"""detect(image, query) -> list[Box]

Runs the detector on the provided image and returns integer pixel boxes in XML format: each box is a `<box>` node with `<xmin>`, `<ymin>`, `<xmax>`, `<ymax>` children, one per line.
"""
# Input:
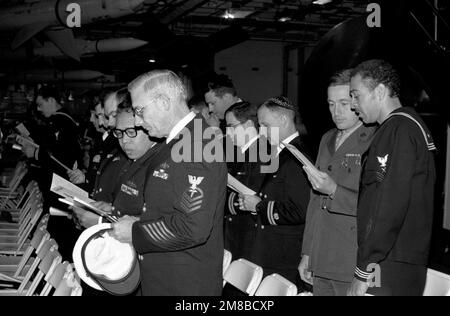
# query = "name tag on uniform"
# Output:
<box><xmin>153</xmin><ymin>169</ymin><xmax>169</xmax><ymax>180</ymax></box>
<box><xmin>121</xmin><ymin>184</ymin><xmax>138</xmax><ymax>196</ymax></box>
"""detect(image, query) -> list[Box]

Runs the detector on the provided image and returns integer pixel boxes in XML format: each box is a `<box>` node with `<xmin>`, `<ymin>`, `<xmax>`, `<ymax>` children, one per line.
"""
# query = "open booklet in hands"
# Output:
<box><xmin>51</xmin><ymin>173</ymin><xmax>116</xmax><ymax>223</ymax></box>
<box><xmin>227</xmin><ymin>174</ymin><xmax>256</xmax><ymax>196</ymax></box>
<box><xmin>282</xmin><ymin>142</ymin><xmax>321</xmax><ymax>178</ymax></box>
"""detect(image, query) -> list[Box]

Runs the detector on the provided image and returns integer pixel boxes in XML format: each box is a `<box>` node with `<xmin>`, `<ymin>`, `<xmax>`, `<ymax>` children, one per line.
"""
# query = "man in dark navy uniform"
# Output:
<box><xmin>239</xmin><ymin>96</ymin><xmax>312</xmax><ymax>287</ymax></box>
<box><xmin>67</xmin><ymin>94</ymin><xmax>121</xmax><ymax>194</ymax></box>
<box><xmin>112</xmin><ymin>70</ymin><xmax>227</xmax><ymax>296</ymax></box>
<box><xmin>224</xmin><ymin>101</ymin><xmax>267</xmax><ymax>261</ymax></box>
<box><xmin>348</xmin><ymin>60</ymin><xmax>436</xmax><ymax>296</ymax></box>
<box><xmin>73</xmin><ymin>95</ymin><xmax>159</xmax><ymax>228</ymax></box>
<box><xmin>18</xmin><ymin>86</ymin><xmax>83</xmax><ymax>261</ymax></box>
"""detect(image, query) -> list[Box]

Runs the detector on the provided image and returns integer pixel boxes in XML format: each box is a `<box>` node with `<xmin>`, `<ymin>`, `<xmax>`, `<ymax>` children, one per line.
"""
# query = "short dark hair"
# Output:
<box><xmin>36</xmin><ymin>86</ymin><xmax>60</xmax><ymax>102</ymax></box>
<box><xmin>329</xmin><ymin>69</ymin><xmax>353</xmax><ymax>87</ymax></box>
<box><xmin>117</xmin><ymin>91</ymin><xmax>132</xmax><ymax>114</ymax></box>
<box><xmin>259</xmin><ymin>96</ymin><xmax>307</xmax><ymax>136</ymax></box>
<box><xmin>351</xmin><ymin>59</ymin><xmax>401</xmax><ymax>98</ymax></box>
<box><xmin>188</xmin><ymin>95</ymin><xmax>208</xmax><ymax>112</ymax></box>
<box><xmin>207</xmin><ymin>74</ymin><xmax>237</xmax><ymax>97</ymax></box>
<box><xmin>225</xmin><ymin>101</ymin><xmax>258</xmax><ymax>127</ymax></box>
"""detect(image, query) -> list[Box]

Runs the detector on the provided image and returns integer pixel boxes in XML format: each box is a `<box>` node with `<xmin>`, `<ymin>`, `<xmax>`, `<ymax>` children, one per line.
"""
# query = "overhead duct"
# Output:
<box><xmin>160</xmin><ymin>0</ymin><xmax>210</xmax><ymax>24</ymax></box>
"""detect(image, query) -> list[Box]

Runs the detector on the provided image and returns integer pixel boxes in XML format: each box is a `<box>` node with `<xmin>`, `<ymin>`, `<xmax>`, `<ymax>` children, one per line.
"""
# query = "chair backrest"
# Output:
<box><xmin>11</xmin><ymin>239</ymin><xmax>58</xmax><ymax>295</ymax></box>
<box><xmin>26</xmin><ymin>246</ymin><xmax>62</xmax><ymax>296</ymax></box>
<box><xmin>41</xmin><ymin>261</ymin><xmax>70</xmax><ymax>296</ymax></box>
<box><xmin>423</xmin><ymin>269</ymin><xmax>450</xmax><ymax>296</ymax></box>
<box><xmin>223</xmin><ymin>249</ymin><xmax>232</xmax><ymax>275</ymax></box>
<box><xmin>255</xmin><ymin>273</ymin><xmax>298</xmax><ymax>296</ymax></box>
<box><xmin>223</xmin><ymin>259</ymin><xmax>263</xmax><ymax>296</ymax></box>
<box><xmin>11</xmin><ymin>228</ymin><xmax>50</xmax><ymax>279</ymax></box>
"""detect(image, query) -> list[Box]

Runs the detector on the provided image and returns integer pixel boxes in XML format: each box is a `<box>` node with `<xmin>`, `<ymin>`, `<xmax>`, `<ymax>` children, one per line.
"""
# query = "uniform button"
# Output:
<box><xmin>328</xmin><ymin>165</ymin><xmax>332</xmax><ymax>171</ymax></box>
<box><xmin>261</xmin><ymin>225</ymin><xmax>265</xmax><ymax>230</ymax></box>
<box><xmin>229</xmin><ymin>218</ymin><xmax>232</xmax><ymax>222</ymax></box>
<box><xmin>254</xmin><ymin>224</ymin><xmax>258</xmax><ymax>228</ymax></box>
<box><xmin>99</xmin><ymin>188</ymin><xmax>102</xmax><ymax>192</ymax></box>
<box><xmin>264</xmin><ymin>195</ymin><xmax>268</xmax><ymax>199</ymax></box>
<box><xmin>138</xmin><ymin>255</ymin><xmax>143</xmax><ymax>261</ymax></box>
<box><xmin>117</xmin><ymin>211</ymin><xmax>121</xmax><ymax>216</ymax></box>
<box><xmin>259</xmin><ymin>192</ymin><xmax>263</xmax><ymax>197</ymax></box>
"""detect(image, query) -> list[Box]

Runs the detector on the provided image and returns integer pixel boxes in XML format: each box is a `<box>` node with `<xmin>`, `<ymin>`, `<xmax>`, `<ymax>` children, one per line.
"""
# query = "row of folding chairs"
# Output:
<box><xmin>222</xmin><ymin>250</ymin><xmax>298</xmax><ymax>296</ymax></box>
<box><xmin>0</xmin><ymin>181</ymin><xmax>44</xmax><ymax>256</ymax></box>
<box><xmin>0</xmin><ymin>161</ymin><xmax>28</xmax><ymax>208</ymax></box>
<box><xmin>0</xmin><ymin>215</ymin><xmax>82</xmax><ymax>296</ymax></box>
<box><xmin>223</xmin><ymin>250</ymin><xmax>450</xmax><ymax>296</ymax></box>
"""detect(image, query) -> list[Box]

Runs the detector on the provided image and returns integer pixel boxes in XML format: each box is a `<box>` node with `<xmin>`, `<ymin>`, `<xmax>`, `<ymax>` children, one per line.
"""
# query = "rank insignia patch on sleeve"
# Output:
<box><xmin>180</xmin><ymin>175</ymin><xmax>204</xmax><ymax>214</ymax></box>
<box><xmin>376</xmin><ymin>154</ymin><xmax>389</xmax><ymax>182</ymax></box>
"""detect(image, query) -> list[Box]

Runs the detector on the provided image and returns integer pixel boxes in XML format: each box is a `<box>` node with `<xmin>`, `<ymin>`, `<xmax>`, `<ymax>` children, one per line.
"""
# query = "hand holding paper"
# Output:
<box><xmin>238</xmin><ymin>194</ymin><xmax>261</xmax><ymax>213</ymax></box>
<box><xmin>67</xmin><ymin>169</ymin><xmax>86</xmax><ymax>184</ymax></box>
<box><xmin>303</xmin><ymin>166</ymin><xmax>337</xmax><ymax>196</ymax></box>
<box><xmin>91</xmin><ymin>201</ymin><xmax>113</xmax><ymax>214</ymax></box>
<box><xmin>283</xmin><ymin>143</ymin><xmax>321</xmax><ymax>177</ymax></box>
<box><xmin>227</xmin><ymin>174</ymin><xmax>256</xmax><ymax>195</ymax></box>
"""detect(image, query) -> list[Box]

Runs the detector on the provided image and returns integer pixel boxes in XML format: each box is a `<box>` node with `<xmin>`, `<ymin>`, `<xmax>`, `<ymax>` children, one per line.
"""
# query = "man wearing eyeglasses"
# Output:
<box><xmin>111</xmin><ymin>70</ymin><xmax>227</xmax><ymax>296</ymax></box>
<box><xmin>73</xmin><ymin>99</ymin><xmax>160</xmax><ymax>229</ymax></box>
<box><xmin>67</xmin><ymin>91</ymin><xmax>123</xmax><ymax>194</ymax></box>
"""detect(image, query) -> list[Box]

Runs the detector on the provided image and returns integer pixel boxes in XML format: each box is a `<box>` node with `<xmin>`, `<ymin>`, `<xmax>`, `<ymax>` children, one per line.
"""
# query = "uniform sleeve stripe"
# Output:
<box><xmin>180</xmin><ymin>200</ymin><xmax>203</xmax><ymax>210</ymax></box>
<box><xmin>266</xmin><ymin>201</ymin><xmax>275</xmax><ymax>225</ymax></box>
<box><xmin>143</xmin><ymin>225</ymin><xmax>160</xmax><ymax>243</ymax></box>
<box><xmin>145</xmin><ymin>224</ymin><xmax>165</xmax><ymax>242</ymax></box>
<box><xmin>228</xmin><ymin>192</ymin><xmax>237</xmax><ymax>215</ymax></box>
<box><xmin>189</xmin><ymin>206</ymin><xmax>202</xmax><ymax>212</ymax></box>
<box><xmin>151</xmin><ymin>223</ymin><xmax>168</xmax><ymax>242</ymax></box>
<box><xmin>161</xmin><ymin>222</ymin><xmax>177</xmax><ymax>239</ymax></box>
<box><xmin>186</xmin><ymin>200</ymin><xmax>203</xmax><ymax>207</ymax></box>
<box><xmin>155</xmin><ymin>222</ymin><xmax>173</xmax><ymax>241</ymax></box>
<box><xmin>355</xmin><ymin>267</ymin><xmax>372</xmax><ymax>279</ymax></box>
<box><xmin>269</xmin><ymin>201</ymin><xmax>277</xmax><ymax>225</ymax></box>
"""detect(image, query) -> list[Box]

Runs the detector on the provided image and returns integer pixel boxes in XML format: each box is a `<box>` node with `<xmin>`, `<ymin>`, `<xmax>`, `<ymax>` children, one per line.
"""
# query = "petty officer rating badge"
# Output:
<box><xmin>180</xmin><ymin>175</ymin><xmax>205</xmax><ymax>214</ymax></box>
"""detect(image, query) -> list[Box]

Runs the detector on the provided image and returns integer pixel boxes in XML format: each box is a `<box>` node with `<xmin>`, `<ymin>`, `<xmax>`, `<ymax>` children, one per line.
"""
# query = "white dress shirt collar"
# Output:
<box><xmin>241</xmin><ymin>135</ymin><xmax>260</xmax><ymax>154</ymax></box>
<box><xmin>277</xmin><ymin>131</ymin><xmax>300</xmax><ymax>156</ymax></box>
<box><xmin>166</xmin><ymin>111</ymin><xmax>196</xmax><ymax>144</ymax></box>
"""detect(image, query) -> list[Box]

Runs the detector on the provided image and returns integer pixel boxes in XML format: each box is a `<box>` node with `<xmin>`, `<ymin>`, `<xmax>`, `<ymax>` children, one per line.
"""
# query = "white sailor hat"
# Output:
<box><xmin>72</xmin><ymin>223</ymin><xmax>140</xmax><ymax>296</ymax></box>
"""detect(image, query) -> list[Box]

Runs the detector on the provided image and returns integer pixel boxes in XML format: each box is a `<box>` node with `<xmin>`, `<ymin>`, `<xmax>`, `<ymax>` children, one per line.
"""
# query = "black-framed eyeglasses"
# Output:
<box><xmin>112</xmin><ymin>127</ymin><xmax>146</xmax><ymax>139</ymax></box>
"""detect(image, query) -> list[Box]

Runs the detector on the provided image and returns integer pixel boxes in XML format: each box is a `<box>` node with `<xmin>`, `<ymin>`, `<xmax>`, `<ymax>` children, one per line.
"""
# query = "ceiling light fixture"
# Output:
<box><xmin>278</xmin><ymin>16</ymin><xmax>292</xmax><ymax>22</ymax></box>
<box><xmin>149</xmin><ymin>59</ymin><xmax>156</xmax><ymax>63</ymax></box>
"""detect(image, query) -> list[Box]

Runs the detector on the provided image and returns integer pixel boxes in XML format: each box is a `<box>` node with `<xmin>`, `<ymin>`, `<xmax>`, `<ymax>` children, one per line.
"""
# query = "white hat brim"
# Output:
<box><xmin>72</xmin><ymin>223</ymin><xmax>112</xmax><ymax>291</ymax></box>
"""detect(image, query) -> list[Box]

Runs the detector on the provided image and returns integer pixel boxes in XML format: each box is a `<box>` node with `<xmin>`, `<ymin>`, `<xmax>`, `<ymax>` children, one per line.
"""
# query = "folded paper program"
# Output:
<box><xmin>227</xmin><ymin>174</ymin><xmax>256</xmax><ymax>196</ymax></box>
<box><xmin>282</xmin><ymin>142</ymin><xmax>321</xmax><ymax>178</ymax></box>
